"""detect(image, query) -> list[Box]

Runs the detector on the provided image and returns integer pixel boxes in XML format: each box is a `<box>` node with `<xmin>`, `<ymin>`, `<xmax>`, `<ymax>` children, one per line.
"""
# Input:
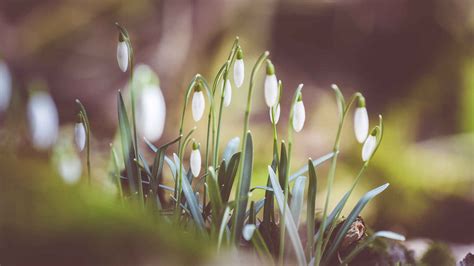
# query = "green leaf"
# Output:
<box><xmin>221</xmin><ymin>152</ymin><xmax>240</xmax><ymax>202</ymax></box>
<box><xmin>222</xmin><ymin>137</ymin><xmax>240</xmax><ymax>167</ymax></box>
<box><xmin>164</xmin><ymin>155</ymin><xmax>177</xmax><ymax>181</ymax></box>
<box><xmin>278</xmin><ymin>142</ymin><xmax>288</xmax><ymax>189</ymax></box>
<box><xmin>217</xmin><ymin>206</ymin><xmax>233</xmax><ymax>251</ymax></box>
<box><xmin>117</xmin><ymin>92</ymin><xmax>138</xmax><ymax>194</ymax></box>
<box><xmin>181</xmin><ymin>167</ymin><xmax>205</xmax><ymax>231</ymax></box>
<box><xmin>207</xmin><ymin>167</ymin><xmax>224</xmax><ymax>227</ymax></box>
<box><xmin>340</xmin><ymin>231</ymin><xmax>405</xmax><ymax>265</ymax></box>
<box><xmin>268</xmin><ymin>166</ymin><xmax>307</xmax><ymax>266</ymax></box>
<box><xmin>263</xmin><ymin>156</ymin><xmax>278</xmax><ymax>225</ymax></box>
<box><xmin>306</xmin><ymin>159</ymin><xmax>317</xmax><ymax>260</ymax></box>
<box><xmin>249</xmin><ymin>225</ymin><xmax>274</xmax><ymax>264</ymax></box>
<box><xmin>322</xmin><ymin>183</ymin><xmax>390</xmax><ymax>264</ymax></box>
<box><xmin>289</xmin><ymin>152</ymin><xmax>335</xmax><ymax>182</ymax></box>
<box><xmin>290</xmin><ymin>176</ymin><xmax>306</xmax><ymax>229</ymax></box>
<box><xmin>245</xmin><ymin>199</ymin><xmax>265</xmax><ymax>221</ymax></box>
<box><xmin>233</xmin><ymin>131</ymin><xmax>254</xmax><ymax>242</ymax></box>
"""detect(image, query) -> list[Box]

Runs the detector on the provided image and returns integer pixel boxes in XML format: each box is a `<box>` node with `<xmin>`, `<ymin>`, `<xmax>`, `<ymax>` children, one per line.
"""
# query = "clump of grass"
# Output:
<box><xmin>11</xmin><ymin>23</ymin><xmax>406</xmax><ymax>265</ymax></box>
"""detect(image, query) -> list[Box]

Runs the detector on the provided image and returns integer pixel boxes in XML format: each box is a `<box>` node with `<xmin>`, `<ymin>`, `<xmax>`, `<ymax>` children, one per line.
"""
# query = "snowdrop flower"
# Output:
<box><xmin>27</xmin><ymin>91</ymin><xmax>59</xmax><ymax>149</ymax></box>
<box><xmin>116</xmin><ymin>34</ymin><xmax>129</xmax><ymax>72</ymax></box>
<box><xmin>233</xmin><ymin>48</ymin><xmax>244</xmax><ymax>88</ymax></box>
<box><xmin>292</xmin><ymin>93</ymin><xmax>305</xmax><ymax>132</ymax></box>
<box><xmin>362</xmin><ymin>128</ymin><xmax>377</xmax><ymax>161</ymax></box>
<box><xmin>190</xmin><ymin>142</ymin><xmax>201</xmax><ymax>177</ymax></box>
<box><xmin>223</xmin><ymin>79</ymin><xmax>232</xmax><ymax>107</ymax></box>
<box><xmin>137</xmin><ymin>84</ymin><xmax>166</xmax><ymax>141</ymax></box>
<box><xmin>242</xmin><ymin>224</ymin><xmax>256</xmax><ymax>241</ymax></box>
<box><xmin>269</xmin><ymin>103</ymin><xmax>280</xmax><ymax>124</ymax></box>
<box><xmin>192</xmin><ymin>83</ymin><xmax>205</xmax><ymax>122</ymax></box>
<box><xmin>58</xmin><ymin>153</ymin><xmax>82</xmax><ymax>185</ymax></box>
<box><xmin>0</xmin><ymin>60</ymin><xmax>12</xmax><ymax>112</ymax></box>
<box><xmin>354</xmin><ymin>96</ymin><xmax>369</xmax><ymax>143</ymax></box>
<box><xmin>264</xmin><ymin>60</ymin><xmax>278</xmax><ymax>107</ymax></box>
<box><xmin>74</xmin><ymin>122</ymin><xmax>86</xmax><ymax>151</ymax></box>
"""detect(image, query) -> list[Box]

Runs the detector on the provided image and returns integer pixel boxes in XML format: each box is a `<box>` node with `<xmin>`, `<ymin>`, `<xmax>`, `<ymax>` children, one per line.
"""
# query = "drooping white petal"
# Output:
<box><xmin>74</xmin><ymin>122</ymin><xmax>86</xmax><ymax>151</ymax></box>
<box><xmin>117</xmin><ymin>41</ymin><xmax>129</xmax><ymax>72</ymax></box>
<box><xmin>58</xmin><ymin>154</ymin><xmax>82</xmax><ymax>185</ymax></box>
<box><xmin>233</xmin><ymin>59</ymin><xmax>244</xmax><ymax>88</ymax></box>
<box><xmin>242</xmin><ymin>224</ymin><xmax>256</xmax><ymax>241</ymax></box>
<box><xmin>192</xmin><ymin>91</ymin><xmax>205</xmax><ymax>122</ymax></box>
<box><xmin>292</xmin><ymin>101</ymin><xmax>305</xmax><ymax>132</ymax></box>
<box><xmin>354</xmin><ymin>107</ymin><xmax>369</xmax><ymax>143</ymax></box>
<box><xmin>137</xmin><ymin>85</ymin><xmax>166</xmax><ymax>141</ymax></box>
<box><xmin>27</xmin><ymin>92</ymin><xmax>59</xmax><ymax>149</ymax></box>
<box><xmin>190</xmin><ymin>149</ymin><xmax>201</xmax><ymax>177</ymax></box>
<box><xmin>269</xmin><ymin>104</ymin><xmax>281</xmax><ymax>124</ymax></box>
<box><xmin>264</xmin><ymin>74</ymin><xmax>278</xmax><ymax>107</ymax></box>
<box><xmin>362</xmin><ymin>135</ymin><xmax>377</xmax><ymax>161</ymax></box>
<box><xmin>223</xmin><ymin>79</ymin><xmax>232</xmax><ymax>107</ymax></box>
<box><xmin>0</xmin><ymin>61</ymin><xmax>12</xmax><ymax>112</ymax></box>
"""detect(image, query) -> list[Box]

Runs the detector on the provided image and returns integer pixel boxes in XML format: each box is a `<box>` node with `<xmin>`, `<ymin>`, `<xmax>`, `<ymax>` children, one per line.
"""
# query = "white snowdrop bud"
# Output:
<box><xmin>292</xmin><ymin>94</ymin><xmax>305</xmax><ymax>132</ymax></box>
<box><xmin>116</xmin><ymin>37</ymin><xmax>129</xmax><ymax>72</ymax></box>
<box><xmin>58</xmin><ymin>154</ymin><xmax>82</xmax><ymax>185</ymax></box>
<box><xmin>269</xmin><ymin>103</ymin><xmax>280</xmax><ymax>124</ymax></box>
<box><xmin>223</xmin><ymin>79</ymin><xmax>232</xmax><ymax>107</ymax></box>
<box><xmin>233</xmin><ymin>48</ymin><xmax>244</xmax><ymax>88</ymax></box>
<box><xmin>74</xmin><ymin>122</ymin><xmax>86</xmax><ymax>151</ymax></box>
<box><xmin>190</xmin><ymin>142</ymin><xmax>201</xmax><ymax>178</ymax></box>
<box><xmin>0</xmin><ymin>60</ymin><xmax>12</xmax><ymax>112</ymax></box>
<box><xmin>137</xmin><ymin>84</ymin><xmax>166</xmax><ymax>141</ymax></box>
<box><xmin>354</xmin><ymin>96</ymin><xmax>369</xmax><ymax>143</ymax></box>
<box><xmin>243</xmin><ymin>224</ymin><xmax>256</xmax><ymax>241</ymax></box>
<box><xmin>27</xmin><ymin>91</ymin><xmax>59</xmax><ymax>149</ymax></box>
<box><xmin>191</xmin><ymin>83</ymin><xmax>205</xmax><ymax>122</ymax></box>
<box><xmin>362</xmin><ymin>128</ymin><xmax>377</xmax><ymax>161</ymax></box>
<box><xmin>264</xmin><ymin>60</ymin><xmax>278</xmax><ymax>107</ymax></box>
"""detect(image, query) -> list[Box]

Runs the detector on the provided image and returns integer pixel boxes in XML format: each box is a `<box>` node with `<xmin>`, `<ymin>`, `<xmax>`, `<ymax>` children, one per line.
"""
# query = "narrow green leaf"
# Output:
<box><xmin>248</xmin><ymin>201</ymin><xmax>256</xmax><ymax>225</ymax></box>
<box><xmin>217</xmin><ymin>206</ymin><xmax>233</xmax><ymax>251</ymax></box>
<box><xmin>245</xmin><ymin>198</ymin><xmax>265</xmax><ymax>221</ymax></box>
<box><xmin>268</xmin><ymin>166</ymin><xmax>307</xmax><ymax>266</ymax></box>
<box><xmin>278</xmin><ymin>142</ymin><xmax>288</xmax><ymax>189</ymax></box>
<box><xmin>306</xmin><ymin>159</ymin><xmax>317</xmax><ymax>259</ymax></box>
<box><xmin>181</xmin><ymin>169</ymin><xmax>205</xmax><ymax>231</ymax></box>
<box><xmin>221</xmin><ymin>152</ymin><xmax>240</xmax><ymax>202</ymax></box>
<box><xmin>233</xmin><ymin>131</ymin><xmax>253</xmax><ymax>242</ymax></box>
<box><xmin>263</xmin><ymin>156</ymin><xmax>277</xmax><ymax>225</ymax></box>
<box><xmin>164</xmin><ymin>155</ymin><xmax>177</xmax><ymax>181</ymax></box>
<box><xmin>249</xmin><ymin>225</ymin><xmax>274</xmax><ymax>264</ymax></box>
<box><xmin>222</xmin><ymin>137</ymin><xmax>240</xmax><ymax>167</ymax></box>
<box><xmin>117</xmin><ymin>92</ymin><xmax>138</xmax><ymax>194</ymax></box>
<box><xmin>207</xmin><ymin>167</ymin><xmax>224</xmax><ymax>227</ymax></box>
<box><xmin>322</xmin><ymin>183</ymin><xmax>390</xmax><ymax>264</ymax></box>
<box><xmin>290</xmin><ymin>176</ymin><xmax>306</xmax><ymax>229</ymax></box>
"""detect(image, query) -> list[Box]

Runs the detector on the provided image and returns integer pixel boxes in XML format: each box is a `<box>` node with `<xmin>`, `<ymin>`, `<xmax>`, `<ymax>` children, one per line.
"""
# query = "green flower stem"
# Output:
<box><xmin>314</xmin><ymin>91</ymin><xmax>361</xmax><ymax>265</ymax></box>
<box><xmin>279</xmin><ymin>84</ymin><xmax>303</xmax><ymax>264</ymax></box>
<box><xmin>75</xmin><ymin>99</ymin><xmax>91</xmax><ymax>185</ymax></box>
<box><xmin>231</xmin><ymin>50</ymin><xmax>269</xmax><ymax>243</ymax></box>
<box><xmin>213</xmin><ymin>38</ymin><xmax>239</xmax><ymax>168</ymax></box>
<box><xmin>111</xmin><ymin>144</ymin><xmax>124</xmax><ymax>204</ymax></box>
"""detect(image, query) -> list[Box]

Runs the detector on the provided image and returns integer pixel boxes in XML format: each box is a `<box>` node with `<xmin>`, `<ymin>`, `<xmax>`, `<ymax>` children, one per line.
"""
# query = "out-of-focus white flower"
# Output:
<box><xmin>58</xmin><ymin>154</ymin><xmax>82</xmax><ymax>185</ymax></box>
<box><xmin>354</xmin><ymin>96</ymin><xmax>369</xmax><ymax>143</ymax></box>
<box><xmin>137</xmin><ymin>84</ymin><xmax>166</xmax><ymax>141</ymax></box>
<box><xmin>190</xmin><ymin>142</ymin><xmax>201</xmax><ymax>177</ymax></box>
<box><xmin>233</xmin><ymin>48</ymin><xmax>244</xmax><ymax>88</ymax></box>
<box><xmin>269</xmin><ymin>103</ymin><xmax>280</xmax><ymax>124</ymax></box>
<box><xmin>117</xmin><ymin>40</ymin><xmax>129</xmax><ymax>72</ymax></box>
<box><xmin>292</xmin><ymin>94</ymin><xmax>305</xmax><ymax>132</ymax></box>
<box><xmin>362</xmin><ymin>129</ymin><xmax>377</xmax><ymax>161</ymax></box>
<box><xmin>0</xmin><ymin>60</ymin><xmax>12</xmax><ymax>112</ymax></box>
<box><xmin>74</xmin><ymin>122</ymin><xmax>86</xmax><ymax>151</ymax></box>
<box><xmin>242</xmin><ymin>224</ymin><xmax>256</xmax><ymax>241</ymax></box>
<box><xmin>27</xmin><ymin>91</ymin><xmax>59</xmax><ymax>149</ymax></box>
<box><xmin>223</xmin><ymin>79</ymin><xmax>232</xmax><ymax>107</ymax></box>
<box><xmin>264</xmin><ymin>60</ymin><xmax>278</xmax><ymax>107</ymax></box>
<box><xmin>192</xmin><ymin>84</ymin><xmax>205</xmax><ymax>122</ymax></box>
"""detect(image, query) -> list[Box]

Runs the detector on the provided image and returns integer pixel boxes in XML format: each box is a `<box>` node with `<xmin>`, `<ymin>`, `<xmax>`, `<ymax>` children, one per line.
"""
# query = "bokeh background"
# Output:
<box><xmin>0</xmin><ymin>0</ymin><xmax>473</xmax><ymax>261</ymax></box>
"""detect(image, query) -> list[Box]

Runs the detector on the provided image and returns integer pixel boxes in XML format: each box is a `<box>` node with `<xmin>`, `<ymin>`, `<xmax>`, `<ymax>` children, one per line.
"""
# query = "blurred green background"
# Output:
<box><xmin>0</xmin><ymin>0</ymin><xmax>472</xmax><ymax>261</ymax></box>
